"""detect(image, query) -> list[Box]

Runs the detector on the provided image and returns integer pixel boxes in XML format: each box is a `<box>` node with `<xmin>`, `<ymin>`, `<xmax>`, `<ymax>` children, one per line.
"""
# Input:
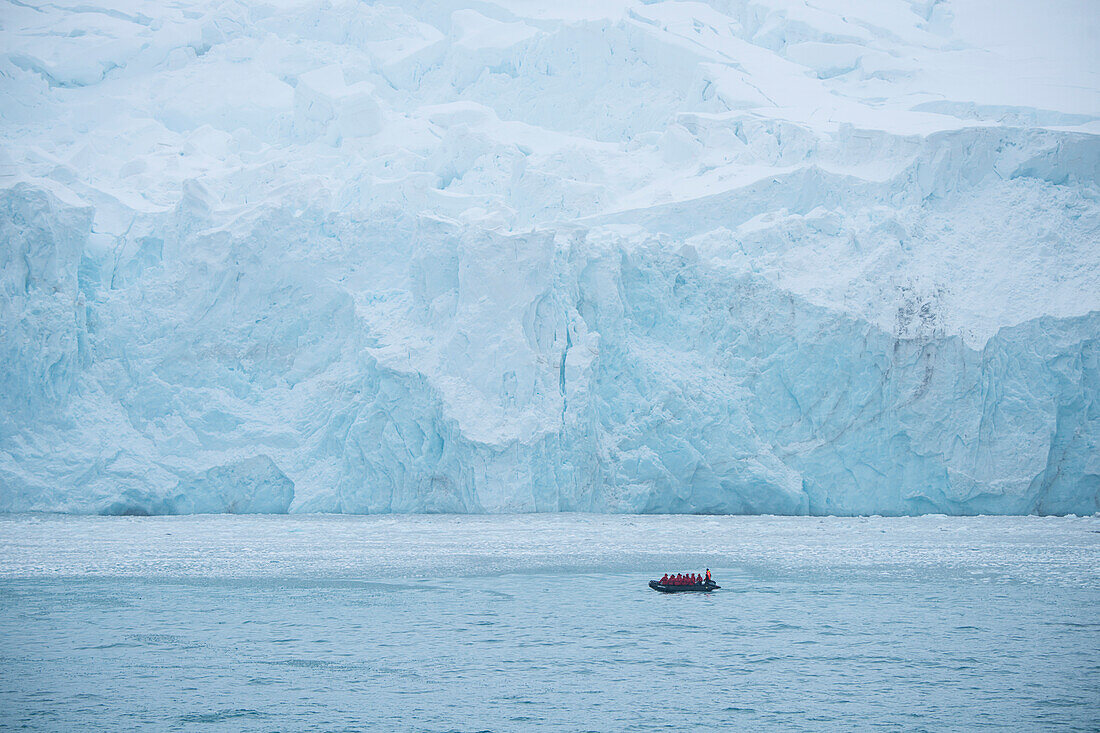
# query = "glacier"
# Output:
<box><xmin>0</xmin><ymin>0</ymin><xmax>1098</xmax><ymax>515</ymax></box>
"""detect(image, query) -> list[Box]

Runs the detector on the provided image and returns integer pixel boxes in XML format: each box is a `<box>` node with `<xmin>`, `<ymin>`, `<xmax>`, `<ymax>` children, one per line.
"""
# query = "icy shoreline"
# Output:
<box><xmin>2</xmin><ymin>512</ymin><xmax>1097</xmax><ymax>582</ymax></box>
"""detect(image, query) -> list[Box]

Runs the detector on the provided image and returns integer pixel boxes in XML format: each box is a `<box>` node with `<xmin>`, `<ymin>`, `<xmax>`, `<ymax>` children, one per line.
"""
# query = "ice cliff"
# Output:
<box><xmin>1</xmin><ymin>0</ymin><xmax>1098</xmax><ymax>515</ymax></box>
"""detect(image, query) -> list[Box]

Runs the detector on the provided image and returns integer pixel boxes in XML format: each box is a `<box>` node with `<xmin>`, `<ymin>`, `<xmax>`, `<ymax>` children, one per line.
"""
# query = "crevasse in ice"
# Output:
<box><xmin>1</xmin><ymin>0</ymin><xmax>1097</xmax><ymax>514</ymax></box>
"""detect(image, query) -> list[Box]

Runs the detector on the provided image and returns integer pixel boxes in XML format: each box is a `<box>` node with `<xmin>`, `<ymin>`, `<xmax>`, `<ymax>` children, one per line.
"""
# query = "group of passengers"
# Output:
<box><xmin>660</xmin><ymin>569</ymin><xmax>711</xmax><ymax>586</ymax></box>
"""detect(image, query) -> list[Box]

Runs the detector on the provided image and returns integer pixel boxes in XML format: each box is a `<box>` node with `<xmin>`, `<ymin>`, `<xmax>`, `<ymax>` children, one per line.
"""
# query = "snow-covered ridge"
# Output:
<box><xmin>1</xmin><ymin>0</ymin><xmax>1097</xmax><ymax>514</ymax></box>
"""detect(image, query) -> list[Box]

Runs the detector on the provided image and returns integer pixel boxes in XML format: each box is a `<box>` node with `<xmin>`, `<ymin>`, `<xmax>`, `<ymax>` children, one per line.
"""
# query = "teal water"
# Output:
<box><xmin>0</xmin><ymin>515</ymin><xmax>1097</xmax><ymax>731</ymax></box>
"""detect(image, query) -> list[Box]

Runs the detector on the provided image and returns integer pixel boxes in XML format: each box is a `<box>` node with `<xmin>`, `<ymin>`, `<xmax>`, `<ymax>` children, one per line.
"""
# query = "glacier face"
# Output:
<box><xmin>0</xmin><ymin>0</ymin><xmax>1098</xmax><ymax>515</ymax></box>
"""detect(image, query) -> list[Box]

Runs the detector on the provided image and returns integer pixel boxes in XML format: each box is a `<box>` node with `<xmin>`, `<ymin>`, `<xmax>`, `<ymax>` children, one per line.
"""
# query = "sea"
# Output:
<box><xmin>0</xmin><ymin>513</ymin><xmax>1097</xmax><ymax>731</ymax></box>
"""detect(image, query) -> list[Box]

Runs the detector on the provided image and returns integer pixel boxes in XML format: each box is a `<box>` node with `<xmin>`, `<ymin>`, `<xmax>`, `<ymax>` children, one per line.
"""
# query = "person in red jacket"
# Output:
<box><xmin>661</xmin><ymin>574</ymin><xmax>669</xmax><ymax>584</ymax></box>
<box><xmin>705</xmin><ymin>568</ymin><xmax>712</xmax><ymax>583</ymax></box>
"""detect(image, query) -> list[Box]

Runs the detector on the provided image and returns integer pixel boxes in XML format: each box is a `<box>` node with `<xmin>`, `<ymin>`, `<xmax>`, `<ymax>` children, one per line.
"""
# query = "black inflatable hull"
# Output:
<box><xmin>649</xmin><ymin>580</ymin><xmax>719</xmax><ymax>593</ymax></box>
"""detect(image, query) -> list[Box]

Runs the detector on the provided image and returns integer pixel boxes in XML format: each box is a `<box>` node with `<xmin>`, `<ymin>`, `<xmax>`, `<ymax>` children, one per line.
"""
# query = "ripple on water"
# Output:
<box><xmin>177</xmin><ymin>709</ymin><xmax>269</xmax><ymax>723</ymax></box>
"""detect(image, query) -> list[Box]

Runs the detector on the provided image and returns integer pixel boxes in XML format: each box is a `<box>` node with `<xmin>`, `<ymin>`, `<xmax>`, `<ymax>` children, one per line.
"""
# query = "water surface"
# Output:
<box><xmin>0</xmin><ymin>514</ymin><xmax>1097</xmax><ymax>731</ymax></box>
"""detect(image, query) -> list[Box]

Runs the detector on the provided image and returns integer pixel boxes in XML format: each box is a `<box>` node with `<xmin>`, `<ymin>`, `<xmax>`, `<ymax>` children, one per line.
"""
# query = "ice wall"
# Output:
<box><xmin>1</xmin><ymin>0</ymin><xmax>1097</xmax><ymax>514</ymax></box>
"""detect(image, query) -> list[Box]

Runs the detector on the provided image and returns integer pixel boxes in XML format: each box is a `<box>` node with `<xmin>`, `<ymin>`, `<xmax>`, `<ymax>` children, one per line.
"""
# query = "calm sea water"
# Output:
<box><xmin>0</xmin><ymin>514</ymin><xmax>1097</xmax><ymax>731</ymax></box>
